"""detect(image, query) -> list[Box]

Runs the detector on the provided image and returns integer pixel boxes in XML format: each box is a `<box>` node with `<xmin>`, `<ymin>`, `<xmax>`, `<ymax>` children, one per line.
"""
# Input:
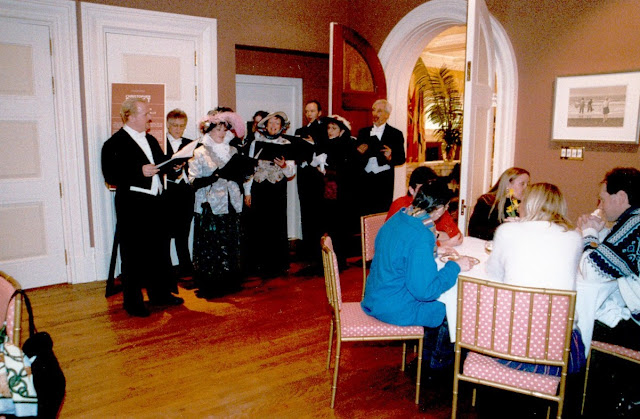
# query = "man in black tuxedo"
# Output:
<box><xmin>294</xmin><ymin>100</ymin><xmax>328</xmax><ymax>271</ymax></box>
<box><xmin>101</xmin><ymin>98</ymin><xmax>184</xmax><ymax>317</ymax></box>
<box><xmin>164</xmin><ymin>109</ymin><xmax>195</xmax><ymax>279</ymax></box>
<box><xmin>353</xmin><ymin>99</ymin><xmax>406</xmax><ymax>219</ymax></box>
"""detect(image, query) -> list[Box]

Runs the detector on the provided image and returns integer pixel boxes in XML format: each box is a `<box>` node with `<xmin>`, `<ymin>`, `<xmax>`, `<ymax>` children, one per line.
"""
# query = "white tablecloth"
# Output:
<box><xmin>436</xmin><ymin>237</ymin><xmax>491</xmax><ymax>342</ymax></box>
<box><xmin>436</xmin><ymin>236</ymin><xmax>607</xmax><ymax>353</ymax></box>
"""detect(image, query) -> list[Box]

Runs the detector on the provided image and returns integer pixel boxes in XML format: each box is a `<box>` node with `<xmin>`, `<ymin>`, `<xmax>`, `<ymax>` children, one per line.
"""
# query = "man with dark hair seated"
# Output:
<box><xmin>577</xmin><ymin>167</ymin><xmax>640</xmax><ymax>415</ymax></box>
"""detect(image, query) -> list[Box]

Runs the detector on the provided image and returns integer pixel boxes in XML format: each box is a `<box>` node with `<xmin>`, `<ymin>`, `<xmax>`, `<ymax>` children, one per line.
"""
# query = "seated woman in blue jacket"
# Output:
<box><xmin>361</xmin><ymin>179</ymin><xmax>474</xmax><ymax>370</ymax></box>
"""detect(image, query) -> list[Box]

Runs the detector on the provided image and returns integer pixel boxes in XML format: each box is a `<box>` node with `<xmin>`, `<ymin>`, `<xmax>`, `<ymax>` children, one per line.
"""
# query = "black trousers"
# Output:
<box><xmin>116</xmin><ymin>191</ymin><xmax>173</xmax><ymax>310</ymax></box>
<box><xmin>164</xmin><ymin>182</ymin><xmax>194</xmax><ymax>274</ymax></box>
<box><xmin>296</xmin><ymin>166</ymin><xmax>325</xmax><ymax>264</ymax></box>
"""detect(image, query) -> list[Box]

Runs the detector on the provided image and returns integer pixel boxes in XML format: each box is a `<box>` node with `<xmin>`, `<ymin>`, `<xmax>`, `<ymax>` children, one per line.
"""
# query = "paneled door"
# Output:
<box><xmin>329</xmin><ymin>22</ymin><xmax>387</xmax><ymax>135</ymax></box>
<box><xmin>105</xmin><ymin>33</ymin><xmax>199</xmax><ymax>141</ymax></box>
<box><xmin>458</xmin><ymin>0</ymin><xmax>496</xmax><ymax>233</ymax></box>
<box><xmin>0</xmin><ymin>20</ymin><xmax>67</xmax><ymax>288</ymax></box>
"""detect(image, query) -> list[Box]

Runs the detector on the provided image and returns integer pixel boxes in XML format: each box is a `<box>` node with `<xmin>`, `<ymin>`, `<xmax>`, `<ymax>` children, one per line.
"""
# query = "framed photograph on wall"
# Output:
<box><xmin>551</xmin><ymin>70</ymin><xmax>640</xmax><ymax>143</ymax></box>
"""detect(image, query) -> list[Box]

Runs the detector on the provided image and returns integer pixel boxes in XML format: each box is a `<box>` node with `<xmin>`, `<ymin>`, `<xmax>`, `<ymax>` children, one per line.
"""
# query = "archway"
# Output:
<box><xmin>379</xmin><ymin>0</ymin><xmax>518</xmax><ymax>198</ymax></box>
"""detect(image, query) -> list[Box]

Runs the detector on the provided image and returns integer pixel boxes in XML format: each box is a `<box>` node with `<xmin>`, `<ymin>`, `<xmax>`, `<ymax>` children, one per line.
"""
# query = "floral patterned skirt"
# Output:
<box><xmin>193</xmin><ymin>203</ymin><xmax>242</xmax><ymax>293</ymax></box>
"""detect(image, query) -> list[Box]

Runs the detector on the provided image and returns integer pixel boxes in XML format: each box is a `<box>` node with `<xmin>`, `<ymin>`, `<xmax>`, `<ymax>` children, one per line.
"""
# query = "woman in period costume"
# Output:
<box><xmin>188</xmin><ymin>111</ymin><xmax>247</xmax><ymax>298</ymax></box>
<box><xmin>245</xmin><ymin>111</ymin><xmax>296</xmax><ymax>278</ymax></box>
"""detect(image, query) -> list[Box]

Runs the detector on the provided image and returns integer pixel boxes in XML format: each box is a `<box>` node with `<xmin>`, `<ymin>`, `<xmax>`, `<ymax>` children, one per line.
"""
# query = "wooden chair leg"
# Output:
<box><xmin>326</xmin><ymin>320</ymin><xmax>334</xmax><ymax>370</ymax></box>
<box><xmin>330</xmin><ymin>339</ymin><xmax>342</xmax><ymax>408</ymax></box>
<box><xmin>581</xmin><ymin>348</ymin><xmax>594</xmax><ymax>416</ymax></box>
<box><xmin>415</xmin><ymin>338</ymin><xmax>423</xmax><ymax>404</ymax></box>
<box><xmin>401</xmin><ymin>342</ymin><xmax>407</xmax><ymax>371</ymax></box>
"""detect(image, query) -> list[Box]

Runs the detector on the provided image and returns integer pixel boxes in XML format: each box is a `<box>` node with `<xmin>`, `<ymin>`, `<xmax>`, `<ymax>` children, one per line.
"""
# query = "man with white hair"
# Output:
<box><xmin>352</xmin><ymin>99</ymin><xmax>406</xmax><ymax>218</ymax></box>
<box><xmin>102</xmin><ymin>98</ymin><xmax>184</xmax><ymax>317</ymax></box>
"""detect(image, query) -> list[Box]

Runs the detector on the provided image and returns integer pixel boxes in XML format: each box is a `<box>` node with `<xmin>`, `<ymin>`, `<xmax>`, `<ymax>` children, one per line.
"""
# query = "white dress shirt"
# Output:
<box><xmin>364</xmin><ymin>123</ymin><xmax>391</xmax><ymax>174</ymax></box>
<box><xmin>123</xmin><ymin>124</ymin><xmax>162</xmax><ymax>195</ymax></box>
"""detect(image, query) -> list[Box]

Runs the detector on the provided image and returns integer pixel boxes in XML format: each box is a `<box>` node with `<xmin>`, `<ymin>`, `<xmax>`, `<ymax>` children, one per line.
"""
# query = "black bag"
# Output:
<box><xmin>13</xmin><ymin>290</ymin><xmax>66</xmax><ymax>419</ymax></box>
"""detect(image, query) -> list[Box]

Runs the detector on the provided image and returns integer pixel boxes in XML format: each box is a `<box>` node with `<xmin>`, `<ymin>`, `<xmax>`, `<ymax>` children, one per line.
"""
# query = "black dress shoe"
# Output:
<box><xmin>150</xmin><ymin>295</ymin><xmax>184</xmax><ymax>306</ymax></box>
<box><xmin>124</xmin><ymin>305</ymin><xmax>151</xmax><ymax>317</ymax></box>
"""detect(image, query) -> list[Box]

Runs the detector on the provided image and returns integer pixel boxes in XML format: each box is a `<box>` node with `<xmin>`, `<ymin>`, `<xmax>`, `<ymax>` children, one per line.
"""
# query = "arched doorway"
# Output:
<box><xmin>379</xmin><ymin>0</ymin><xmax>518</xmax><ymax>209</ymax></box>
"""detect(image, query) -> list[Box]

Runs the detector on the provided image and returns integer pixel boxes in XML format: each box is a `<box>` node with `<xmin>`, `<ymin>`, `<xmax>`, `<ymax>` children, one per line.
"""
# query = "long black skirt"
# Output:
<box><xmin>193</xmin><ymin>203</ymin><xmax>242</xmax><ymax>294</ymax></box>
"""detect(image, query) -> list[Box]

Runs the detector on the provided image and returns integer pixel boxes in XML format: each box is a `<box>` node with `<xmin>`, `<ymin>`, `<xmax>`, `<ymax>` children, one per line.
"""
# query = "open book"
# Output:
<box><xmin>156</xmin><ymin>140</ymin><xmax>200</xmax><ymax>169</ymax></box>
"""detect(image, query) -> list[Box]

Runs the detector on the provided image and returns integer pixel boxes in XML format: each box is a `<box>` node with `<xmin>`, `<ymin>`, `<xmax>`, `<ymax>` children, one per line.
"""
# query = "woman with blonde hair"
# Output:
<box><xmin>487</xmin><ymin>182</ymin><xmax>581</xmax><ymax>291</ymax></box>
<box><xmin>486</xmin><ymin>182</ymin><xmax>585</xmax><ymax>374</ymax></box>
<box><xmin>468</xmin><ymin>167</ymin><xmax>530</xmax><ymax>240</ymax></box>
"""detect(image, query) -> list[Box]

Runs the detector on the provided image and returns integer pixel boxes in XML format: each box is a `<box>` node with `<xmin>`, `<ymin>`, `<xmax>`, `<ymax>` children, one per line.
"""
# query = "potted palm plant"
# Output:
<box><xmin>414</xmin><ymin>62</ymin><xmax>463</xmax><ymax>161</ymax></box>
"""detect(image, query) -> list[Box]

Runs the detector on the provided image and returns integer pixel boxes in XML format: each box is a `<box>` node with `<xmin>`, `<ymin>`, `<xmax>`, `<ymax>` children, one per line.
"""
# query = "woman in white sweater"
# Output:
<box><xmin>486</xmin><ymin>182</ymin><xmax>585</xmax><ymax>374</ymax></box>
<box><xmin>487</xmin><ymin>182</ymin><xmax>582</xmax><ymax>290</ymax></box>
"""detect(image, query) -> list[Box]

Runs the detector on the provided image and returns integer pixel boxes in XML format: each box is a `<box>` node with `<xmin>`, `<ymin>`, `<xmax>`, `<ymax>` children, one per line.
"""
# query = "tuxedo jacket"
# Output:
<box><xmin>353</xmin><ymin>124</ymin><xmax>406</xmax><ymax>174</ymax></box>
<box><xmin>101</xmin><ymin>128</ymin><xmax>168</xmax><ymax>197</ymax></box>
<box><xmin>295</xmin><ymin>119</ymin><xmax>329</xmax><ymax>164</ymax></box>
<box><xmin>163</xmin><ymin>136</ymin><xmax>194</xmax><ymax>189</ymax></box>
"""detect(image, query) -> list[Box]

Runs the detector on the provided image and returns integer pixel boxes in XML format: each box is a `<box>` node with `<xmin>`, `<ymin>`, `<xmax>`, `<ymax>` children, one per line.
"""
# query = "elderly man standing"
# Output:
<box><xmin>102</xmin><ymin>98</ymin><xmax>184</xmax><ymax>317</ymax></box>
<box><xmin>353</xmin><ymin>99</ymin><xmax>406</xmax><ymax>219</ymax></box>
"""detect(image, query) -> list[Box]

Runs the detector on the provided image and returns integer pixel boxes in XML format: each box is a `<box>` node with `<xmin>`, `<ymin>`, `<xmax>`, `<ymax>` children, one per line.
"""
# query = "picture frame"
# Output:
<box><xmin>551</xmin><ymin>70</ymin><xmax>640</xmax><ymax>143</ymax></box>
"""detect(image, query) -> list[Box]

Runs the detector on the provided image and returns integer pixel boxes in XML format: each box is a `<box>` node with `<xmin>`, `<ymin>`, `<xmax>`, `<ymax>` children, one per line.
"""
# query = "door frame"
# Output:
<box><xmin>235</xmin><ymin>74</ymin><xmax>304</xmax><ymax>240</ymax></box>
<box><xmin>81</xmin><ymin>2</ymin><xmax>218</xmax><ymax>281</ymax></box>
<box><xmin>1</xmin><ymin>0</ymin><xmax>88</xmax><ymax>285</ymax></box>
<box><xmin>378</xmin><ymin>0</ymin><xmax>518</xmax><ymax>198</ymax></box>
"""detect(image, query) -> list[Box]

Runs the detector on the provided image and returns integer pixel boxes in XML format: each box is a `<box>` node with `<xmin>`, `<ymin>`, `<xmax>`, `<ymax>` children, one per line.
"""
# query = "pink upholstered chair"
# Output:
<box><xmin>451</xmin><ymin>276</ymin><xmax>576</xmax><ymax>419</ymax></box>
<box><xmin>360</xmin><ymin>212</ymin><xmax>387</xmax><ymax>298</ymax></box>
<box><xmin>321</xmin><ymin>235</ymin><xmax>424</xmax><ymax>408</ymax></box>
<box><xmin>581</xmin><ymin>340</ymin><xmax>640</xmax><ymax>415</ymax></box>
<box><xmin>0</xmin><ymin>271</ymin><xmax>23</xmax><ymax>345</ymax></box>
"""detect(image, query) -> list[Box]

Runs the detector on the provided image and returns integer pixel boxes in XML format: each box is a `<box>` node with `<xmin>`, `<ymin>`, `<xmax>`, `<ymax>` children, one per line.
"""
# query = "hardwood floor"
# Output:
<box><xmin>23</xmin><ymin>262</ymin><xmax>587</xmax><ymax>418</ymax></box>
<box><xmin>21</xmin><ymin>263</ymin><xmax>458</xmax><ymax>418</ymax></box>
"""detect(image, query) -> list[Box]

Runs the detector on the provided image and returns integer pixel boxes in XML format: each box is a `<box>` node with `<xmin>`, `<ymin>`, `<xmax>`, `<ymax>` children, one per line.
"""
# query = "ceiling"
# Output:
<box><xmin>420</xmin><ymin>25</ymin><xmax>466</xmax><ymax>71</ymax></box>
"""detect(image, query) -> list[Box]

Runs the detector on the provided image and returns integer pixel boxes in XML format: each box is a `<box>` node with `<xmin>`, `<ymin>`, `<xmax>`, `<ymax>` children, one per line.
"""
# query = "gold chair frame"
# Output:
<box><xmin>360</xmin><ymin>212</ymin><xmax>387</xmax><ymax>299</ymax></box>
<box><xmin>0</xmin><ymin>271</ymin><xmax>23</xmax><ymax>345</ymax></box>
<box><xmin>452</xmin><ymin>276</ymin><xmax>576</xmax><ymax>419</ymax></box>
<box><xmin>321</xmin><ymin>235</ymin><xmax>424</xmax><ymax>408</ymax></box>
<box><xmin>581</xmin><ymin>340</ymin><xmax>640</xmax><ymax>415</ymax></box>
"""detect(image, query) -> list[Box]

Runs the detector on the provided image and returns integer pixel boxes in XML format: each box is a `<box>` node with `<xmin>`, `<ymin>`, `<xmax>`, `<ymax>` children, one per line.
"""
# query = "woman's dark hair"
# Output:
<box><xmin>412</xmin><ymin>178</ymin><xmax>453</xmax><ymax>213</ymax></box>
<box><xmin>408</xmin><ymin>166</ymin><xmax>439</xmax><ymax>190</ymax></box>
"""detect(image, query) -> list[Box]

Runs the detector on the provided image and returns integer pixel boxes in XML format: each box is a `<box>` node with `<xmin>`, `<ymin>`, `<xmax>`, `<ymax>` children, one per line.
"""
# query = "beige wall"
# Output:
<box><xmin>79</xmin><ymin>0</ymin><xmax>640</xmax><ymax>219</ymax></box>
<box><xmin>489</xmin><ymin>0</ymin><xmax>640</xmax><ymax>218</ymax></box>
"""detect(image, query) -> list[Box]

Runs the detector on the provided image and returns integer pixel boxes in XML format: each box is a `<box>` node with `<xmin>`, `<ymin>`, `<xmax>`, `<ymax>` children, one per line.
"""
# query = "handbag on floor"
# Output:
<box><xmin>15</xmin><ymin>290</ymin><xmax>66</xmax><ymax>419</ymax></box>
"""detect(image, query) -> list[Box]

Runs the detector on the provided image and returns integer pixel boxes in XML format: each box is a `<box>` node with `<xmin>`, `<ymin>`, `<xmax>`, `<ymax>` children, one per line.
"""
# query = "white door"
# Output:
<box><xmin>458</xmin><ymin>0</ymin><xmax>496</xmax><ymax>233</ymax></box>
<box><xmin>0</xmin><ymin>20</ymin><xmax>67</xmax><ymax>288</ymax></box>
<box><xmin>236</xmin><ymin>75</ymin><xmax>303</xmax><ymax>240</ymax></box>
<box><xmin>106</xmin><ymin>33</ymin><xmax>199</xmax><ymax>140</ymax></box>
